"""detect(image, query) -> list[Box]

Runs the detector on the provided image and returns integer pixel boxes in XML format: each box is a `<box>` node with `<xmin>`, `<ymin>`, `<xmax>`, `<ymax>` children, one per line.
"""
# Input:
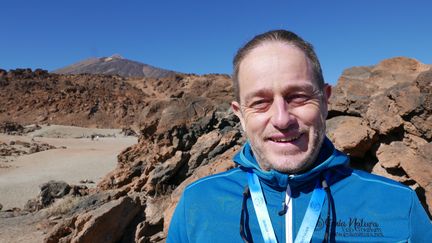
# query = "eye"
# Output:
<box><xmin>248</xmin><ymin>99</ymin><xmax>271</xmax><ymax>111</ymax></box>
<box><xmin>286</xmin><ymin>94</ymin><xmax>312</xmax><ymax>106</ymax></box>
<box><xmin>285</xmin><ymin>93</ymin><xmax>317</xmax><ymax>107</ymax></box>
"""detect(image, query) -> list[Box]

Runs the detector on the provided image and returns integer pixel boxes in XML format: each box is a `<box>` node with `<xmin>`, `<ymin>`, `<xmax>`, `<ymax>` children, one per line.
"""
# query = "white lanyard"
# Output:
<box><xmin>247</xmin><ymin>172</ymin><xmax>326</xmax><ymax>243</ymax></box>
<box><xmin>285</xmin><ymin>186</ymin><xmax>293</xmax><ymax>243</ymax></box>
<box><xmin>248</xmin><ymin>171</ymin><xmax>278</xmax><ymax>243</ymax></box>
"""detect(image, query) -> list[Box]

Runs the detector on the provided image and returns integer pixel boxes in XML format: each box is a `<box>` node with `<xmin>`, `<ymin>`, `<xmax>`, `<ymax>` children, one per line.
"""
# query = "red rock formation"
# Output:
<box><xmin>2</xmin><ymin>57</ymin><xmax>431</xmax><ymax>242</ymax></box>
<box><xmin>328</xmin><ymin>57</ymin><xmax>432</xmax><ymax>216</ymax></box>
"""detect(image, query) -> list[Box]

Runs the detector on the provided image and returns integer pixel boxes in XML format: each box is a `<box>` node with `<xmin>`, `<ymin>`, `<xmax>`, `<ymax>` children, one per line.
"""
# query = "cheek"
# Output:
<box><xmin>243</xmin><ymin>112</ymin><xmax>269</xmax><ymax>132</ymax></box>
<box><xmin>291</xmin><ymin>106</ymin><xmax>323</xmax><ymax>126</ymax></box>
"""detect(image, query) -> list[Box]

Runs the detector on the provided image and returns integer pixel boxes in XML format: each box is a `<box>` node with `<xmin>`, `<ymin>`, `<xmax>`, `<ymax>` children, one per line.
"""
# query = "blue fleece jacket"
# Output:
<box><xmin>167</xmin><ymin>138</ymin><xmax>432</xmax><ymax>242</ymax></box>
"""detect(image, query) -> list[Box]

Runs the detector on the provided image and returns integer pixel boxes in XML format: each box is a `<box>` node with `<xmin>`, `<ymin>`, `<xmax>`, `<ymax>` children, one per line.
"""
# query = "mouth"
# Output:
<box><xmin>268</xmin><ymin>133</ymin><xmax>302</xmax><ymax>143</ymax></box>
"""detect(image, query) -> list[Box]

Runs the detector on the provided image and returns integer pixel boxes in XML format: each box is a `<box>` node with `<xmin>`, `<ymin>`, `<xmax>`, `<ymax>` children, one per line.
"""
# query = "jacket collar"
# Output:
<box><xmin>233</xmin><ymin>137</ymin><xmax>349</xmax><ymax>190</ymax></box>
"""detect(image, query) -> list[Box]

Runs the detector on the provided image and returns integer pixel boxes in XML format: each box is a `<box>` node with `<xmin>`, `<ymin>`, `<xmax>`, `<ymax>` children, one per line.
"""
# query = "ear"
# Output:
<box><xmin>323</xmin><ymin>83</ymin><xmax>331</xmax><ymax>103</ymax></box>
<box><xmin>231</xmin><ymin>101</ymin><xmax>246</xmax><ymax>131</ymax></box>
<box><xmin>321</xmin><ymin>83</ymin><xmax>332</xmax><ymax>119</ymax></box>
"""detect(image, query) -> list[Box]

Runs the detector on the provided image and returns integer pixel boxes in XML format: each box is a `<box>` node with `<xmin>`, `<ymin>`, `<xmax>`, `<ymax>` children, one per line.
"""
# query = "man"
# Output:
<box><xmin>167</xmin><ymin>30</ymin><xmax>431</xmax><ymax>242</ymax></box>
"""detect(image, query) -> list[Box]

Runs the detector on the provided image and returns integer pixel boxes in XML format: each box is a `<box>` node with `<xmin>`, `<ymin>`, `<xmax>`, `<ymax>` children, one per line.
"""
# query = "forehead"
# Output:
<box><xmin>237</xmin><ymin>42</ymin><xmax>316</xmax><ymax>100</ymax></box>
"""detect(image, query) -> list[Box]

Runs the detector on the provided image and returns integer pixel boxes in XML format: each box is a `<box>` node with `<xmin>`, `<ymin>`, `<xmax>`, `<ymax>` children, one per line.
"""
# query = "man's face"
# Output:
<box><xmin>232</xmin><ymin>42</ymin><xmax>331</xmax><ymax>173</ymax></box>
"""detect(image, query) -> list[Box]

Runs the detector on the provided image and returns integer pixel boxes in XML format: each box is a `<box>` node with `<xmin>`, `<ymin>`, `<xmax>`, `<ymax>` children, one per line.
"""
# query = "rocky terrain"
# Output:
<box><xmin>53</xmin><ymin>54</ymin><xmax>177</xmax><ymax>79</ymax></box>
<box><xmin>0</xmin><ymin>121</ymin><xmax>60</xmax><ymax>166</ymax></box>
<box><xmin>0</xmin><ymin>68</ymin><xmax>229</xmax><ymax>129</ymax></box>
<box><xmin>327</xmin><ymin>57</ymin><xmax>432</xmax><ymax>216</ymax></box>
<box><xmin>0</xmin><ymin>68</ymin><xmax>144</xmax><ymax>128</ymax></box>
<box><xmin>0</xmin><ymin>57</ymin><xmax>431</xmax><ymax>242</ymax></box>
<box><xmin>0</xmin><ymin>138</ymin><xmax>58</xmax><ymax>165</ymax></box>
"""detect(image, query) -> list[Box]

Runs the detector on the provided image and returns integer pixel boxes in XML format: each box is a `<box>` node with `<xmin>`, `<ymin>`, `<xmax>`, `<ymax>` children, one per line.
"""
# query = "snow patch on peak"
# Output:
<box><xmin>104</xmin><ymin>54</ymin><xmax>124</xmax><ymax>62</ymax></box>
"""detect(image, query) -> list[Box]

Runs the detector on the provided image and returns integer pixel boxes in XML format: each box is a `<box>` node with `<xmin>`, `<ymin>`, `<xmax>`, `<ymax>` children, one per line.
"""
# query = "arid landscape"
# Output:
<box><xmin>0</xmin><ymin>56</ymin><xmax>431</xmax><ymax>242</ymax></box>
<box><xmin>0</xmin><ymin>125</ymin><xmax>137</xmax><ymax>209</ymax></box>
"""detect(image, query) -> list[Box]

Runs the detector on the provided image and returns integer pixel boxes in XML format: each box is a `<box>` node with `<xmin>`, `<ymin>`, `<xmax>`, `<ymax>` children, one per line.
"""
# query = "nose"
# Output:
<box><xmin>270</xmin><ymin>97</ymin><xmax>295</xmax><ymax>130</ymax></box>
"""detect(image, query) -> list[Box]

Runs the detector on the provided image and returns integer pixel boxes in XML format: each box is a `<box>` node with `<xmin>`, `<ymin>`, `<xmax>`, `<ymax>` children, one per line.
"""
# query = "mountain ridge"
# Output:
<box><xmin>53</xmin><ymin>54</ymin><xmax>178</xmax><ymax>78</ymax></box>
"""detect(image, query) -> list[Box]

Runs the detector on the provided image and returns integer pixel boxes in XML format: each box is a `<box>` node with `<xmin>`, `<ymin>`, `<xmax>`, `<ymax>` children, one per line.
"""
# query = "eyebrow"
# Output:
<box><xmin>243</xmin><ymin>83</ymin><xmax>317</xmax><ymax>104</ymax></box>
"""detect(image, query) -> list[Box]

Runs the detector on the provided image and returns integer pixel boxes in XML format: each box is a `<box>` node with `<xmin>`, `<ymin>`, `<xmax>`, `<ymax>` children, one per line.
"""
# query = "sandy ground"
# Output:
<box><xmin>0</xmin><ymin>125</ymin><xmax>137</xmax><ymax>210</ymax></box>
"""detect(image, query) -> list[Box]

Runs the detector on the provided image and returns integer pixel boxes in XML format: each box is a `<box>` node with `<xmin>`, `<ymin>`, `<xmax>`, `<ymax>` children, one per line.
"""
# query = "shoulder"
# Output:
<box><xmin>177</xmin><ymin>167</ymin><xmax>247</xmax><ymax>217</ymax></box>
<box><xmin>330</xmin><ymin>168</ymin><xmax>422</xmax><ymax>219</ymax></box>
<box><xmin>332</xmin><ymin>167</ymin><xmax>417</xmax><ymax>203</ymax></box>
<box><xmin>178</xmin><ymin>167</ymin><xmax>247</xmax><ymax>205</ymax></box>
<box><xmin>185</xmin><ymin>167</ymin><xmax>246</xmax><ymax>192</ymax></box>
<box><xmin>350</xmin><ymin>169</ymin><xmax>412</xmax><ymax>193</ymax></box>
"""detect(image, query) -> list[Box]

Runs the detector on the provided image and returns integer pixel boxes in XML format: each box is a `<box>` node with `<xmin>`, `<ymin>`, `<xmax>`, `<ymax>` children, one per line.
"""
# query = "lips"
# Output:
<box><xmin>268</xmin><ymin>133</ymin><xmax>302</xmax><ymax>143</ymax></box>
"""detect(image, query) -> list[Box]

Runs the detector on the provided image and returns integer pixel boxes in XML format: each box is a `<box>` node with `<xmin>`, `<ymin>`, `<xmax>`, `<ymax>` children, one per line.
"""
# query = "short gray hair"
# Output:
<box><xmin>232</xmin><ymin>30</ymin><xmax>324</xmax><ymax>101</ymax></box>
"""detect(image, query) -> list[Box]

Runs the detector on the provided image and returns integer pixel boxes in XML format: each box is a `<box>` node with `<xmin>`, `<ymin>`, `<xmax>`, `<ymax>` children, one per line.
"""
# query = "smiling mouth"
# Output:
<box><xmin>269</xmin><ymin>134</ymin><xmax>302</xmax><ymax>143</ymax></box>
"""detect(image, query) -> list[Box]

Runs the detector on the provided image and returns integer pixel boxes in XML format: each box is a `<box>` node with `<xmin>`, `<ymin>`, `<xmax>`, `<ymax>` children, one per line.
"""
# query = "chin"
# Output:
<box><xmin>271</xmin><ymin>154</ymin><xmax>315</xmax><ymax>174</ymax></box>
<box><xmin>257</xmin><ymin>139</ymin><xmax>323</xmax><ymax>174</ymax></box>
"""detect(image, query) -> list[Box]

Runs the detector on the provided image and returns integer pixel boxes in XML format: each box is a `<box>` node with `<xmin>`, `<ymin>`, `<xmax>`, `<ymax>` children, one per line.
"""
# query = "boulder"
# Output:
<box><xmin>415</xmin><ymin>69</ymin><xmax>432</xmax><ymax>111</ymax></box>
<box><xmin>187</xmin><ymin>130</ymin><xmax>222</xmax><ymax>174</ymax></box>
<box><xmin>0</xmin><ymin>121</ymin><xmax>25</xmax><ymax>135</ymax></box>
<box><xmin>365</xmin><ymin>94</ymin><xmax>405</xmax><ymax>135</ymax></box>
<box><xmin>39</xmin><ymin>181</ymin><xmax>71</xmax><ymax>207</ymax></box>
<box><xmin>24</xmin><ymin>181</ymin><xmax>74</xmax><ymax>211</ymax></box>
<box><xmin>326</xmin><ymin>116</ymin><xmax>377</xmax><ymax>158</ymax></box>
<box><xmin>375</xmin><ymin>142</ymin><xmax>432</xmax><ymax>213</ymax></box>
<box><xmin>45</xmin><ymin>196</ymin><xmax>141</xmax><ymax>243</ymax></box>
<box><xmin>328</xmin><ymin>67</ymin><xmax>377</xmax><ymax>116</ymax></box>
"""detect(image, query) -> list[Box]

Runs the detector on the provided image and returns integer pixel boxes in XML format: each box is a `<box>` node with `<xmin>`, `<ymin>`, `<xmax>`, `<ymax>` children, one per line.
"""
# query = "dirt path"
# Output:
<box><xmin>0</xmin><ymin>126</ymin><xmax>137</xmax><ymax>210</ymax></box>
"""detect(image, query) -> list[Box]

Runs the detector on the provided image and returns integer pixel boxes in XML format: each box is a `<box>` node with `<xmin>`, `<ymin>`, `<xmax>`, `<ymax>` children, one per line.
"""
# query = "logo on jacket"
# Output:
<box><xmin>316</xmin><ymin>217</ymin><xmax>383</xmax><ymax>238</ymax></box>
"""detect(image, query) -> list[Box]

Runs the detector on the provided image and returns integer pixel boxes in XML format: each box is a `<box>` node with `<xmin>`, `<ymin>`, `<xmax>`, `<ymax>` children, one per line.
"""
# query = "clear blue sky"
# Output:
<box><xmin>1</xmin><ymin>0</ymin><xmax>431</xmax><ymax>84</ymax></box>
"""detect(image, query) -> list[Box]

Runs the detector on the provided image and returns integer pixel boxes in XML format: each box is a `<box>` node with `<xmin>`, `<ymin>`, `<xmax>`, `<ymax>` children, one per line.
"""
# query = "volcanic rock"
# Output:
<box><xmin>2</xmin><ymin>57</ymin><xmax>432</xmax><ymax>242</ymax></box>
<box><xmin>23</xmin><ymin>181</ymin><xmax>88</xmax><ymax>212</ymax></box>
<box><xmin>375</xmin><ymin>142</ymin><xmax>432</xmax><ymax>213</ymax></box>
<box><xmin>328</xmin><ymin>57</ymin><xmax>432</xmax><ymax>217</ymax></box>
<box><xmin>0</xmin><ymin>138</ymin><xmax>57</xmax><ymax>164</ymax></box>
<box><xmin>45</xmin><ymin>196</ymin><xmax>141</xmax><ymax>243</ymax></box>
<box><xmin>0</xmin><ymin>70</ymin><xmax>231</xmax><ymax>130</ymax></box>
<box><xmin>0</xmin><ymin>121</ymin><xmax>25</xmax><ymax>135</ymax></box>
<box><xmin>329</xmin><ymin>57</ymin><xmax>430</xmax><ymax>117</ymax></box>
<box><xmin>39</xmin><ymin>181</ymin><xmax>71</xmax><ymax>205</ymax></box>
<box><xmin>326</xmin><ymin>116</ymin><xmax>377</xmax><ymax>158</ymax></box>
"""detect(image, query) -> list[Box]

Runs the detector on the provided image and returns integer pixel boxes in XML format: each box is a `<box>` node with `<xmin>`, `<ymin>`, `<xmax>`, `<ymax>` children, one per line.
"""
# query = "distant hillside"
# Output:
<box><xmin>53</xmin><ymin>54</ymin><xmax>177</xmax><ymax>78</ymax></box>
<box><xmin>0</xmin><ymin>69</ymin><xmax>232</xmax><ymax>129</ymax></box>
